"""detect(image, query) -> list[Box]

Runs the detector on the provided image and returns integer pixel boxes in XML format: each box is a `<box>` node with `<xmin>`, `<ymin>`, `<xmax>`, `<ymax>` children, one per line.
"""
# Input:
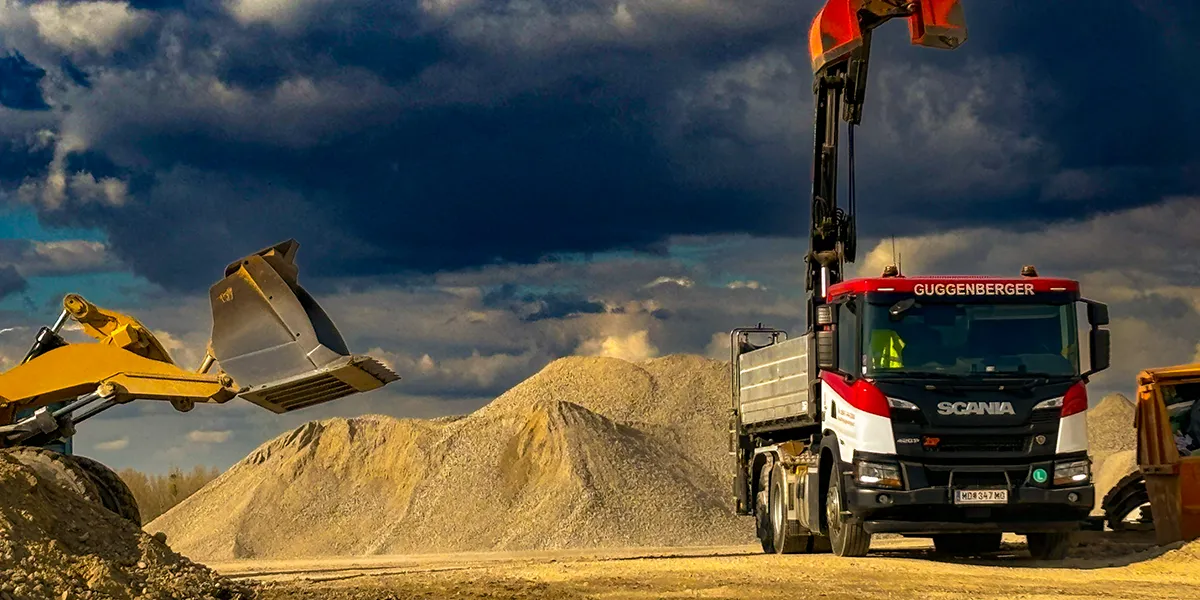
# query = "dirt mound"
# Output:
<box><xmin>149</xmin><ymin>355</ymin><xmax>754</xmax><ymax>561</ymax></box>
<box><xmin>0</xmin><ymin>453</ymin><xmax>250</xmax><ymax>599</ymax></box>
<box><xmin>1089</xmin><ymin>393</ymin><xmax>1137</xmax><ymax>471</ymax></box>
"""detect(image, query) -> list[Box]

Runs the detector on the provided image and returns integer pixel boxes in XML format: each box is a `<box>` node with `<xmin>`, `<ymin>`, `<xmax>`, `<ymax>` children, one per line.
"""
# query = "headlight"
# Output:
<box><xmin>1033</xmin><ymin>397</ymin><xmax>1064</xmax><ymax>410</ymax></box>
<box><xmin>1053</xmin><ymin>459</ymin><xmax>1090</xmax><ymax>486</ymax></box>
<box><xmin>855</xmin><ymin>461</ymin><xmax>902</xmax><ymax>489</ymax></box>
<box><xmin>887</xmin><ymin>397</ymin><xmax>919</xmax><ymax>411</ymax></box>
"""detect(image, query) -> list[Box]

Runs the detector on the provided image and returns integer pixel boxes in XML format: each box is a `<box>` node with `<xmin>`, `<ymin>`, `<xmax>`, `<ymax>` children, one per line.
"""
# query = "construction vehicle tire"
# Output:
<box><xmin>69</xmin><ymin>454</ymin><xmax>142</xmax><ymax>525</ymax></box>
<box><xmin>769</xmin><ymin>463</ymin><xmax>813</xmax><ymax>553</ymax></box>
<box><xmin>932</xmin><ymin>533</ymin><xmax>1002</xmax><ymax>556</ymax></box>
<box><xmin>3</xmin><ymin>446</ymin><xmax>105</xmax><ymax>509</ymax></box>
<box><xmin>756</xmin><ymin>462</ymin><xmax>776</xmax><ymax>553</ymax></box>
<box><xmin>825</xmin><ymin>470</ymin><xmax>871</xmax><ymax>557</ymax></box>
<box><xmin>1026</xmin><ymin>532</ymin><xmax>1072</xmax><ymax>560</ymax></box>
<box><xmin>1101</xmin><ymin>471</ymin><xmax>1151</xmax><ymax>530</ymax></box>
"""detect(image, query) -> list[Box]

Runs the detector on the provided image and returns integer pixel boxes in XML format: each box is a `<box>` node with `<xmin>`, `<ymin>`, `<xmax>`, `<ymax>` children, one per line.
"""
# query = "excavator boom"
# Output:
<box><xmin>0</xmin><ymin>239</ymin><xmax>399</xmax><ymax>448</ymax></box>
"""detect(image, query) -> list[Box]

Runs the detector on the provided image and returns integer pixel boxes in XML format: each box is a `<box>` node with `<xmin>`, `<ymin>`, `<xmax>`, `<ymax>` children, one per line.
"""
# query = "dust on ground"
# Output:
<box><xmin>0</xmin><ymin>453</ymin><xmax>251</xmax><ymax>600</ymax></box>
<box><xmin>149</xmin><ymin>355</ymin><xmax>755</xmax><ymax>562</ymax></box>
<box><xmin>245</xmin><ymin>536</ymin><xmax>1200</xmax><ymax>600</ymax></box>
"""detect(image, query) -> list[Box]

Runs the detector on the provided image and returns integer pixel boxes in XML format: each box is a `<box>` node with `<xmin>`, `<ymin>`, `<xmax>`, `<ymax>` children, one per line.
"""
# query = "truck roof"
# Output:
<box><xmin>828</xmin><ymin>275</ymin><xmax>1081</xmax><ymax>300</ymax></box>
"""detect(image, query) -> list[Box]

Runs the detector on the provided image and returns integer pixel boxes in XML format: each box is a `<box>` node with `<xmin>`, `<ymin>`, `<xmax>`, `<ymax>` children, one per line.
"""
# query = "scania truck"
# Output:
<box><xmin>728</xmin><ymin>1</ymin><xmax>1112</xmax><ymax>559</ymax></box>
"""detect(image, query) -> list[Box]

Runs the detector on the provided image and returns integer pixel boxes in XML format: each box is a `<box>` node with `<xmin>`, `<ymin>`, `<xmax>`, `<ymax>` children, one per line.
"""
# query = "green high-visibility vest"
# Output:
<box><xmin>870</xmin><ymin>329</ymin><xmax>905</xmax><ymax>369</ymax></box>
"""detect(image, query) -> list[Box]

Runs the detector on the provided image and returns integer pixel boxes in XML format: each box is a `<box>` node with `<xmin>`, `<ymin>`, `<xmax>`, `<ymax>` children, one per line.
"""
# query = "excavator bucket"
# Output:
<box><xmin>809</xmin><ymin>0</ymin><xmax>967</xmax><ymax>73</ymax></box>
<box><xmin>207</xmin><ymin>240</ymin><xmax>399</xmax><ymax>413</ymax></box>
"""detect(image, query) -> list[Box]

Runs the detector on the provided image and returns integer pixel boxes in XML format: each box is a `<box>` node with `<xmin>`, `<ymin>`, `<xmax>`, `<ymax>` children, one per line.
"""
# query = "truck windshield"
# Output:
<box><xmin>863</xmin><ymin>300</ymin><xmax>1080</xmax><ymax>377</ymax></box>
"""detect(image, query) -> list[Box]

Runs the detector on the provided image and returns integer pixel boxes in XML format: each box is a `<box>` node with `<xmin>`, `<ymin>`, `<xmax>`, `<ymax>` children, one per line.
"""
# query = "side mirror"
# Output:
<box><xmin>1085</xmin><ymin>328</ymin><xmax>1110</xmax><ymax>377</ymax></box>
<box><xmin>1085</xmin><ymin>300</ymin><xmax>1109</xmax><ymax>327</ymax></box>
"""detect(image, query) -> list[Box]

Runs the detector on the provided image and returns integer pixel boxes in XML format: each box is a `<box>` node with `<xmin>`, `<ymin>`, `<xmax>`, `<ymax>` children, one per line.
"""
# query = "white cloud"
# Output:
<box><xmin>575</xmin><ymin>329</ymin><xmax>659</xmax><ymax>362</ymax></box>
<box><xmin>29</xmin><ymin>1</ymin><xmax>150</xmax><ymax>55</ymax></box>
<box><xmin>95</xmin><ymin>437</ymin><xmax>129</xmax><ymax>451</ymax></box>
<box><xmin>727</xmin><ymin>280</ymin><xmax>764</xmax><ymax>290</ymax></box>
<box><xmin>646</xmin><ymin>276</ymin><xmax>694</xmax><ymax>288</ymax></box>
<box><xmin>187</xmin><ymin>430</ymin><xmax>233</xmax><ymax>444</ymax></box>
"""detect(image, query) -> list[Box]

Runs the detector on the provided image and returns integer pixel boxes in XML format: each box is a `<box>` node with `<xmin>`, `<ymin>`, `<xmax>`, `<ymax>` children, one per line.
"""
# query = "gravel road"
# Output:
<box><xmin>218</xmin><ymin>533</ymin><xmax>1199</xmax><ymax>600</ymax></box>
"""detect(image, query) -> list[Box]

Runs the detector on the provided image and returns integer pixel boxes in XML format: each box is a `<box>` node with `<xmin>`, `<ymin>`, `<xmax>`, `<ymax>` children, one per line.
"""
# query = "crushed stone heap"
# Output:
<box><xmin>1087</xmin><ymin>393</ymin><xmax>1139</xmax><ymax>514</ymax></box>
<box><xmin>149</xmin><ymin>355</ymin><xmax>756</xmax><ymax>561</ymax></box>
<box><xmin>0</xmin><ymin>453</ymin><xmax>251</xmax><ymax>600</ymax></box>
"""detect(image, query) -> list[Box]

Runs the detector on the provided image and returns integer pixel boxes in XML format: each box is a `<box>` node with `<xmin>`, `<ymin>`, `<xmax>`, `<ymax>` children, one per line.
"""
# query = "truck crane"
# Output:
<box><xmin>728</xmin><ymin>0</ymin><xmax>1112</xmax><ymax>559</ymax></box>
<box><xmin>0</xmin><ymin>239</ymin><xmax>398</xmax><ymax>524</ymax></box>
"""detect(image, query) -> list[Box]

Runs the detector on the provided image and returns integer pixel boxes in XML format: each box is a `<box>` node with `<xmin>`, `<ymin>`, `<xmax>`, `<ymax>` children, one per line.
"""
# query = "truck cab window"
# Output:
<box><xmin>837</xmin><ymin>300</ymin><xmax>858</xmax><ymax>374</ymax></box>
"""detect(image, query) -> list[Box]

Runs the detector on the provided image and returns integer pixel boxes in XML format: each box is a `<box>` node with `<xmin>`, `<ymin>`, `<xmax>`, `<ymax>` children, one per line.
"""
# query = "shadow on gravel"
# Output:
<box><xmin>869</xmin><ymin>530</ymin><xmax>1179</xmax><ymax>570</ymax></box>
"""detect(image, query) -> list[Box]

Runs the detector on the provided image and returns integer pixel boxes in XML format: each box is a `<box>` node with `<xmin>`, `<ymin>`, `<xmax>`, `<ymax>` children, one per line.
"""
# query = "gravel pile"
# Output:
<box><xmin>1089</xmin><ymin>393</ymin><xmax>1138</xmax><ymax>474</ymax></box>
<box><xmin>149</xmin><ymin>355</ymin><xmax>755</xmax><ymax>561</ymax></box>
<box><xmin>1086</xmin><ymin>393</ymin><xmax>1139</xmax><ymax>514</ymax></box>
<box><xmin>0</xmin><ymin>453</ymin><xmax>252</xmax><ymax>600</ymax></box>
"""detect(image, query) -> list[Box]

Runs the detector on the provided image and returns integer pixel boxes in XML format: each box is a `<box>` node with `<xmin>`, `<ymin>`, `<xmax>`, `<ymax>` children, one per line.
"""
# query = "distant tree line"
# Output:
<box><xmin>117</xmin><ymin>465</ymin><xmax>222</xmax><ymax>524</ymax></box>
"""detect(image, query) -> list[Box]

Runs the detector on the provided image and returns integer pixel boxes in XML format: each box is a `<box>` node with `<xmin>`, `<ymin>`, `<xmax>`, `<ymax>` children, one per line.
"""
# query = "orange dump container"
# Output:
<box><xmin>1136</xmin><ymin>367</ymin><xmax>1200</xmax><ymax>544</ymax></box>
<box><xmin>1181</xmin><ymin>457</ymin><xmax>1200</xmax><ymax>541</ymax></box>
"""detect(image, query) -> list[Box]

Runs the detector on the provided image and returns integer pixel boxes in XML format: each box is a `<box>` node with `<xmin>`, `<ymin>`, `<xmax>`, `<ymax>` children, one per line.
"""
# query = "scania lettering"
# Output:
<box><xmin>727</xmin><ymin>1</ymin><xmax>1111</xmax><ymax>561</ymax></box>
<box><xmin>937</xmin><ymin>402</ymin><xmax>1017</xmax><ymax>416</ymax></box>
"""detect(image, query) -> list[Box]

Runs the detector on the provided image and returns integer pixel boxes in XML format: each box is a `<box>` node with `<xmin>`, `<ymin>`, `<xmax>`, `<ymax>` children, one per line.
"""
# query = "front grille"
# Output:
<box><xmin>923</xmin><ymin>434</ymin><xmax>1028</xmax><ymax>453</ymax></box>
<box><xmin>1030</xmin><ymin>409</ymin><xmax>1059</xmax><ymax>424</ymax></box>
<box><xmin>919</xmin><ymin>466</ymin><xmax>1030</xmax><ymax>488</ymax></box>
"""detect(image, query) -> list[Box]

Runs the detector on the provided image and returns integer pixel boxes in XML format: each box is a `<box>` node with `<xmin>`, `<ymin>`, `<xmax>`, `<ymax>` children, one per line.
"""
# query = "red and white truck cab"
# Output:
<box><xmin>730</xmin><ymin>268</ymin><xmax>1112</xmax><ymax>558</ymax></box>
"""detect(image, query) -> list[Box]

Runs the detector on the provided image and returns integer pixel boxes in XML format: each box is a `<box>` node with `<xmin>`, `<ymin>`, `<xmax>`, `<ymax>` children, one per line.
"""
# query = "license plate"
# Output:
<box><xmin>954</xmin><ymin>489</ymin><xmax>1009</xmax><ymax>505</ymax></box>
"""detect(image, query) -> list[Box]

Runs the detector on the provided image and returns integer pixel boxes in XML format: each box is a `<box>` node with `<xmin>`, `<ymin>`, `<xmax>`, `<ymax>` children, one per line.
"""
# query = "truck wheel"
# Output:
<box><xmin>69</xmin><ymin>454</ymin><xmax>142</xmax><ymax>525</ymax></box>
<box><xmin>1101</xmin><ymin>471</ymin><xmax>1150</xmax><ymax>530</ymax></box>
<box><xmin>932</xmin><ymin>533</ymin><xmax>1002</xmax><ymax>556</ymax></box>
<box><xmin>756</xmin><ymin>462</ymin><xmax>776</xmax><ymax>553</ymax></box>
<box><xmin>3</xmin><ymin>446</ymin><xmax>105</xmax><ymax>508</ymax></box>
<box><xmin>770</xmin><ymin>464</ymin><xmax>812</xmax><ymax>553</ymax></box>
<box><xmin>825</xmin><ymin>470</ymin><xmax>871</xmax><ymax>557</ymax></box>
<box><xmin>1026</xmin><ymin>532</ymin><xmax>1072</xmax><ymax>560</ymax></box>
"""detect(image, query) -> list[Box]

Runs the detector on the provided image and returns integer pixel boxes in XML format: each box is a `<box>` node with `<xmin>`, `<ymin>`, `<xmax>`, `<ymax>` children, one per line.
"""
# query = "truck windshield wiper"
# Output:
<box><xmin>873</xmin><ymin>371</ymin><xmax>972</xmax><ymax>382</ymax></box>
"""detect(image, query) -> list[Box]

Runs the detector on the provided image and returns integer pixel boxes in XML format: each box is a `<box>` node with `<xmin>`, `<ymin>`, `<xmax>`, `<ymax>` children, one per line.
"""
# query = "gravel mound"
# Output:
<box><xmin>0</xmin><ymin>453</ymin><xmax>251</xmax><ymax>600</ymax></box>
<box><xmin>1089</xmin><ymin>393</ymin><xmax>1138</xmax><ymax>472</ymax></box>
<box><xmin>1086</xmin><ymin>393</ymin><xmax>1139</xmax><ymax>514</ymax></box>
<box><xmin>149</xmin><ymin>355</ymin><xmax>754</xmax><ymax>561</ymax></box>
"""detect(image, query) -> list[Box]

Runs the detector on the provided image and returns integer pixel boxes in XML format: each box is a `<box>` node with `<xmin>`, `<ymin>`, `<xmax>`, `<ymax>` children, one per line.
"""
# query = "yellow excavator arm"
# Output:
<box><xmin>0</xmin><ymin>239</ymin><xmax>399</xmax><ymax>448</ymax></box>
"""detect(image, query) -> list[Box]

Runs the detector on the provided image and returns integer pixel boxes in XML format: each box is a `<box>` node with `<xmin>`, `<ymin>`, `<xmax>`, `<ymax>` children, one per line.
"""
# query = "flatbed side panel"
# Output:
<box><xmin>738</xmin><ymin>336</ymin><xmax>813</xmax><ymax>426</ymax></box>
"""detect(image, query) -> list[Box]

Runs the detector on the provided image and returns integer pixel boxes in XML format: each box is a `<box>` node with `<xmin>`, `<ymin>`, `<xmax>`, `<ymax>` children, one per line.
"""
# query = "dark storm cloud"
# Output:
<box><xmin>1</xmin><ymin>1</ymin><xmax>1197</xmax><ymax>291</ymax></box>
<box><xmin>481</xmin><ymin>284</ymin><xmax>608</xmax><ymax>322</ymax></box>
<box><xmin>0</xmin><ymin>264</ymin><xmax>29</xmax><ymax>300</ymax></box>
<box><xmin>0</xmin><ymin>51</ymin><xmax>49</xmax><ymax>110</ymax></box>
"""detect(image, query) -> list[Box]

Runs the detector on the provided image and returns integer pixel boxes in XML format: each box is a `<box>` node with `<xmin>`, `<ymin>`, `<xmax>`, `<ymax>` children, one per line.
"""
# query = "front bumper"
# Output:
<box><xmin>844</xmin><ymin>475</ymin><xmax>1095</xmax><ymax>535</ymax></box>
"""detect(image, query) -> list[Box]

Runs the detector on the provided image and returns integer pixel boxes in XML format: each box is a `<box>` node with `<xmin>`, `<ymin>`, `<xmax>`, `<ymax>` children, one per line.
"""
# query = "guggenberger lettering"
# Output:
<box><xmin>913</xmin><ymin>282</ymin><xmax>1035</xmax><ymax>296</ymax></box>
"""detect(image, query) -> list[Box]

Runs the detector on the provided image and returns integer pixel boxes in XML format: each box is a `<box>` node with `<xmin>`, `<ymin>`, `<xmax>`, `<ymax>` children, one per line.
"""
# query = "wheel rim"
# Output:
<box><xmin>771</xmin><ymin>478</ymin><xmax>784</xmax><ymax>535</ymax></box>
<box><xmin>826</xmin><ymin>478</ymin><xmax>841</xmax><ymax>539</ymax></box>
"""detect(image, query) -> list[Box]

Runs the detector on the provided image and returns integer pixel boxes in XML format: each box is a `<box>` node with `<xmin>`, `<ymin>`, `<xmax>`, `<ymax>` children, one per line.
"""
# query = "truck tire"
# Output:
<box><xmin>825</xmin><ymin>470</ymin><xmax>871</xmax><ymax>557</ymax></box>
<box><xmin>770</xmin><ymin>463</ymin><xmax>812</xmax><ymax>553</ymax></box>
<box><xmin>69</xmin><ymin>454</ymin><xmax>142</xmax><ymax>525</ymax></box>
<box><xmin>932</xmin><ymin>533</ymin><xmax>1002</xmax><ymax>556</ymax></box>
<box><xmin>757</xmin><ymin>462</ymin><xmax>776</xmax><ymax>553</ymax></box>
<box><xmin>3</xmin><ymin>446</ymin><xmax>105</xmax><ymax>508</ymax></box>
<box><xmin>1026</xmin><ymin>532</ymin><xmax>1072</xmax><ymax>560</ymax></box>
<box><xmin>1101</xmin><ymin>471</ymin><xmax>1150</xmax><ymax>530</ymax></box>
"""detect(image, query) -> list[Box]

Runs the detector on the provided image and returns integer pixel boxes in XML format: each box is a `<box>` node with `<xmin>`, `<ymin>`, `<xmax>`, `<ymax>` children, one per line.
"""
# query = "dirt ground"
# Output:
<box><xmin>213</xmin><ymin>533</ymin><xmax>1198</xmax><ymax>600</ymax></box>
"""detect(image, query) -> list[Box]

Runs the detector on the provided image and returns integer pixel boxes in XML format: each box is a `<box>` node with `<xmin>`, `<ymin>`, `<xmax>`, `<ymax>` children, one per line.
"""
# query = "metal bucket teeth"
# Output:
<box><xmin>238</xmin><ymin>356</ymin><xmax>400</xmax><ymax>414</ymax></box>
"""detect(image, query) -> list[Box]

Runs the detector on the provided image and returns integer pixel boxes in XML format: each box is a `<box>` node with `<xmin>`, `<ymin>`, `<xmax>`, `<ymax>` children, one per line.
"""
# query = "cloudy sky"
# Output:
<box><xmin>0</xmin><ymin>0</ymin><xmax>1197</xmax><ymax>473</ymax></box>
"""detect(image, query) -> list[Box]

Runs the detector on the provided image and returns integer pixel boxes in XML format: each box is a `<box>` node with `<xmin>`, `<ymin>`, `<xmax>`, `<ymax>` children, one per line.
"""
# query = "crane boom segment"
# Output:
<box><xmin>804</xmin><ymin>0</ymin><xmax>966</xmax><ymax>332</ymax></box>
